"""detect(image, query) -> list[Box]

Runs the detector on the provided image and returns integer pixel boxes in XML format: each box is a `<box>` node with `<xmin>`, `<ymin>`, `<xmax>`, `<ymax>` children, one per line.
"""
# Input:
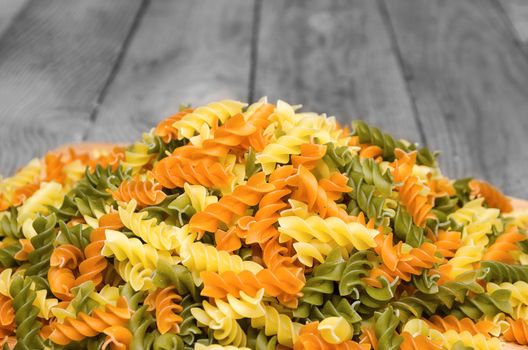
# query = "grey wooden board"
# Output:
<box><xmin>500</xmin><ymin>0</ymin><xmax>528</xmax><ymax>45</ymax></box>
<box><xmin>0</xmin><ymin>0</ymin><xmax>29</xmax><ymax>39</ymax></box>
<box><xmin>0</xmin><ymin>0</ymin><xmax>144</xmax><ymax>176</ymax></box>
<box><xmin>384</xmin><ymin>0</ymin><xmax>528</xmax><ymax>197</ymax></box>
<box><xmin>253</xmin><ymin>0</ymin><xmax>423</xmax><ymax>144</ymax></box>
<box><xmin>87</xmin><ymin>0</ymin><xmax>254</xmax><ymax>142</ymax></box>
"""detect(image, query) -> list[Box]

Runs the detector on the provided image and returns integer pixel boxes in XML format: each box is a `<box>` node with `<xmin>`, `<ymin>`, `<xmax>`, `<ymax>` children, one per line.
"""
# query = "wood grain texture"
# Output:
<box><xmin>86</xmin><ymin>0</ymin><xmax>254</xmax><ymax>142</ymax></box>
<box><xmin>0</xmin><ymin>0</ymin><xmax>144</xmax><ymax>176</ymax></box>
<box><xmin>0</xmin><ymin>0</ymin><xmax>29</xmax><ymax>38</ymax></box>
<box><xmin>383</xmin><ymin>0</ymin><xmax>528</xmax><ymax>197</ymax></box>
<box><xmin>499</xmin><ymin>0</ymin><xmax>528</xmax><ymax>45</ymax></box>
<box><xmin>253</xmin><ymin>0</ymin><xmax>423</xmax><ymax>143</ymax></box>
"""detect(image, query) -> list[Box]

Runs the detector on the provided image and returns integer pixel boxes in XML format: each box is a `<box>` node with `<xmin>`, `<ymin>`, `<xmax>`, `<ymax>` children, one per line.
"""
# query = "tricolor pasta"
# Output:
<box><xmin>0</xmin><ymin>98</ymin><xmax>526</xmax><ymax>349</ymax></box>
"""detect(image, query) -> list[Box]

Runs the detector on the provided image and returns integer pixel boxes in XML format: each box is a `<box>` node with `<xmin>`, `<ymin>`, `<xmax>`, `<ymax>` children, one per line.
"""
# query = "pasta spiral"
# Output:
<box><xmin>1</xmin><ymin>98</ymin><xmax>528</xmax><ymax>349</ymax></box>
<box><xmin>189</xmin><ymin>172</ymin><xmax>274</xmax><ymax>236</ymax></box>
<box><xmin>49</xmin><ymin>296</ymin><xmax>131</xmax><ymax>345</ymax></box>
<box><xmin>391</xmin><ymin>149</ymin><xmax>434</xmax><ymax>227</ymax></box>
<box><xmin>154</xmin><ymin>108</ymin><xmax>193</xmax><ymax>143</ymax></box>
<box><xmin>10</xmin><ymin>276</ymin><xmax>44</xmax><ymax>349</ymax></box>
<box><xmin>17</xmin><ymin>181</ymin><xmax>64</xmax><ymax>225</ymax></box>
<box><xmin>195</xmin><ymin>104</ymin><xmax>273</xmax><ymax>157</ymax></box>
<box><xmin>121</xmin><ymin>142</ymin><xmax>152</xmax><ymax>175</ymax></box>
<box><xmin>112</xmin><ymin>178</ymin><xmax>167</xmax><ymax>207</ymax></box>
<box><xmin>25</xmin><ymin>214</ymin><xmax>57</xmax><ymax>290</ymax></box>
<box><xmin>278</xmin><ymin>214</ymin><xmax>378</xmax><ymax>251</ymax></box>
<box><xmin>400</xmin><ymin>332</ymin><xmax>441</xmax><ymax>350</ymax></box>
<box><xmin>242</xmin><ymin>165</ymin><xmax>295</xmax><ymax>245</ymax></box>
<box><xmin>286</xmin><ymin>166</ymin><xmax>352</xmax><ymax>222</ymax></box>
<box><xmin>10</xmin><ymin>182</ymin><xmax>40</xmax><ymax>207</ymax></box>
<box><xmin>426</xmin><ymin>315</ymin><xmax>495</xmax><ymax>337</ymax></box>
<box><xmin>257</xmin><ymin>125</ymin><xmax>314</xmax><ymax>174</ymax></box>
<box><xmin>433</xmin><ymin>230</ymin><xmax>462</xmax><ymax>260</ymax></box>
<box><xmin>102</xmin><ymin>325</ymin><xmax>133</xmax><ymax>350</ymax></box>
<box><xmin>49</xmin><ymin>244</ymin><xmax>83</xmax><ymax>300</ymax></box>
<box><xmin>482</xmin><ymin>225</ymin><xmax>525</xmax><ymax>263</ymax></box>
<box><xmin>145</xmin><ymin>287</ymin><xmax>183</xmax><ymax>334</ymax></box>
<box><xmin>192</xmin><ymin>300</ymin><xmax>248</xmax><ymax>346</ymax></box>
<box><xmin>251</xmin><ymin>304</ymin><xmax>302</xmax><ymax>347</ymax></box>
<box><xmin>119</xmin><ymin>199</ymin><xmax>192</xmax><ymax>252</ymax></box>
<box><xmin>173</xmin><ymin>100</ymin><xmax>246</xmax><ymax>140</ymax></box>
<box><xmin>0</xmin><ymin>294</ymin><xmax>15</xmax><ymax>341</ymax></box>
<box><xmin>503</xmin><ymin>317</ymin><xmax>528</xmax><ymax>344</ymax></box>
<box><xmin>180</xmin><ymin>242</ymin><xmax>262</xmax><ymax>279</ymax></box>
<box><xmin>102</xmin><ymin>229</ymin><xmax>171</xmax><ymax>269</ymax></box>
<box><xmin>152</xmin><ymin>152</ymin><xmax>234</xmax><ymax>190</ymax></box>
<box><xmin>469</xmin><ymin>179</ymin><xmax>513</xmax><ymax>213</ymax></box>
<box><xmin>294</xmin><ymin>322</ymin><xmax>367</xmax><ymax>350</ymax></box>
<box><xmin>75</xmin><ymin>212</ymin><xmax>123</xmax><ymax>288</ymax></box>
<box><xmin>0</xmin><ymin>158</ymin><xmax>41</xmax><ymax>201</ymax></box>
<box><xmin>366</xmin><ymin>232</ymin><xmax>441</xmax><ymax>284</ymax></box>
<box><xmin>291</xmin><ymin>143</ymin><xmax>327</xmax><ymax>171</ymax></box>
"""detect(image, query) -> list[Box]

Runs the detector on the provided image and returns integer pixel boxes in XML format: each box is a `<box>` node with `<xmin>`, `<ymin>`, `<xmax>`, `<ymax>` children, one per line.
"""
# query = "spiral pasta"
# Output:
<box><xmin>0</xmin><ymin>294</ymin><xmax>15</xmax><ymax>341</ymax></box>
<box><xmin>242</xmin><ymin>165</ymin><xmax>295</xmax><ymax>246</ymax></box>
<box><xmin>482</xmin><ymin>225</ymin><xmax>525</xmax><ymax>263</ymax></box>
<box><xmin>76</xmin><ymin>212</ymin><xmax>123</xmax><ymax>288</ymax></box>
<box><xmin>487</xmin><ymin>281</ymin><xmax>528</xmax><ymax>318</ymax></box>
<box><xmin>119</xmin><ymin>199</ymin><xmax>192</xmax><ymax>252</ymax></box>
<box><xmin>152</xmin><ymin>151</ymin><xmax>234</xmax><ymax>190</ymax></box>
<box><xmin>189</xmin><ymin>172</ymin><xmax>274</xmax><ymax>236</ymax></box>
<box><xmin>278</xmin><ymin>214</ymin><xmax>378</xmax><ymax>252</ymax></box>
<box><xmin>433</xmin><ymin>230</ymin><xmax>462</xmax><ymax>260</ymax></box>
<box><xmin>10</xmin><ymin>276</ymin><xmax>44</xmax><ymax>349</ymax></box>
<box><xmin>192</xmin><ymin>300</ymin><xmax>248</xmax><ymax>346</ymax></box>
<box><xmin>172</xmin><ymin>100</ymin><xmax>246</xmax><ymax>140</ymax></box>
<box><xmin>154</xmin><ymin>108</ymin><xmax>193</xmax><ymax>143</ymax></box>
<box><xmin>194</xmin><ymin>104</ymin><xmax>273</xmax><ymax>157</ymax></box>
<box><xmin>17</xmin><ymin>181</ymin><xmax>64</xmax><ymax>225</ymax></box>
<box><xmin>0</xmin><ymin>158</ymin><xmax>41</xmax><ymax>201</ymax></box>
<box><xmin>112</xmin><ymin>178</ymin><xmax>167</xmax><ymax>207</ymax></box>
<box><xmin>180</xmin><ymin>242</ymin><xmax>262</xmax><ymax>280</ymax></box>
<box><xmin>102</xmin><ymin>228</ymin><xmax>176</xmax><ymax>270</ymax></box>
<box><xmin>121</xmin><ymin>142</ymin><xmax>152</xmax><ymax>174</ymax></box>
<box><xmin>251</xmin><ymin>304</ymin><xmax>302</xmax><ymax>347</ymax></box>
<box><xmin>49</xmin><ymin>244</ymin><xmax>83</xmax><ymax>300</ymax></box>
<box><xmin>469</xmin><ymin>179</ymin><xmax>513</xmax><ymax>213</ymax></box>
<box><xmin>294</xmin><ymin>322</ymin><xmax>367</xmax><ymax>350</ymax></box>
<box><xmin>426</xmin><ymin>315</ymin><xmax>496</xmax><ymax>337</ymax></box>
<box><xmin>49</xmin><ymin>296</ymin><xmax>131</xmax><ymax>345</ymax></box>
<box><xmin>145</xmin><ymin>287</ymin><xmax>183</xmax><ymax>334</ymax></box>
<box><xmin>400</xmin><ymin>332</ymin><xmax>441</xmax><ymax>350</ymax></box>
<box><xmin>366</xmin><ymin>232</ymin><xmax>441</xmax><ymax>285</ymax></box>
<box><xmin>503</xmin><ymin>317</ymin><xmax>528</xmax><ymax>344</ymax></box>
<box><xmin>257</xmin><ymin>124</ymin><xmax>315</xmax><ymax>174</ymax></box>
<box><xmin>0</xmin><ymin>98</ymin><xmax>527</xmax><ymax>349</ymax></box>
<box><xmin>391</xmin><ymin>149</ymin><xmax>434</xmax><ymax>227</ymax></box>
<box><xmin>286</xmin><ymin>166</ymin><xmax>352</xmax><ymax>222</ymax></box>
<box><xmin>292</xmin><ymin>143</ymin><xmax>327</xmax><ymax>171</ymax></box>
<box><xmin>403</xmin><ymin>319</ymin><xmax>501</xmax><ymax>350</ymax></box>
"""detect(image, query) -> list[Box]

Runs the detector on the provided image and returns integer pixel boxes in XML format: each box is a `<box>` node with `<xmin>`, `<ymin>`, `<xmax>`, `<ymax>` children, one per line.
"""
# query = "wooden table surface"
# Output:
<box><xmin>0</xmin><ymin>0</ymin><xmax>527</xmax><ymax>198</ymax></box>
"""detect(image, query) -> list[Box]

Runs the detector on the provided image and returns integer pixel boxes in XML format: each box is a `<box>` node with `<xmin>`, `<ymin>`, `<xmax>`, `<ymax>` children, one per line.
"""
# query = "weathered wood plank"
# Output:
<box><xmin>87</xmin><ymin>0</ymin><xmax>254</xmax><ymax>142</ymax></box>
<box><xmin>253</xmin><ymin>0</ymin><xmax>422</xmax><ymax>143</ymax></box>
<box><xmin>0</xmin><ymin>0</ymin><xmax>29</xmax><ymax>38</ymax></box>
<box><xmin>384</xmin><ymin>0</ymin><xmax>528</xmax><ymax>197</ymax></box>
<box><xmin>0</xmin><ymin>0</ymin><xmax>144</xmax><ymax>176</ymax></box>
<box><xmin>499</xmin><ymin>0</ymin><xmax>528</xmax><ymax>45</ymax></box>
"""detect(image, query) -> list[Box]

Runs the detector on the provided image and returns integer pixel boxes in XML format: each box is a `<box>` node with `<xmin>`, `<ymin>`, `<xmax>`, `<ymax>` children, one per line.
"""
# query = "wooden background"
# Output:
<box><xmin>0</xmin><ymin>0</ymin><xmax>527</xmax><ymax>197</ymax></box>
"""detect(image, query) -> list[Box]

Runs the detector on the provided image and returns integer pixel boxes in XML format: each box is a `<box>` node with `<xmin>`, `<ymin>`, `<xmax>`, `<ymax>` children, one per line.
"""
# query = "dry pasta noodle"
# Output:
<box><xmin>0</xmin><ymin>98</ymin><xmax>525</xmax><ymax>349</ymax></box>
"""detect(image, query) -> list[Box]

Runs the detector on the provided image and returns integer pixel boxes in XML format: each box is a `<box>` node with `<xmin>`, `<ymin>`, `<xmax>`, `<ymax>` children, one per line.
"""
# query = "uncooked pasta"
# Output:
<box><xmin>0</xmin><ymin>98</ymin><xmax>526</xmax><ymax>349</ymax></box>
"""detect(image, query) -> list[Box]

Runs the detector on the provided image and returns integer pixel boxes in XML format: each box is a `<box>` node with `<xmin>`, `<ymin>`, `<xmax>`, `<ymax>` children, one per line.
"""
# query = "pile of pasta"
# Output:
<box><xmin>0</xmin><ymin>98</ymin><xmax>527</xmax><ymax>350</ymax></box>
